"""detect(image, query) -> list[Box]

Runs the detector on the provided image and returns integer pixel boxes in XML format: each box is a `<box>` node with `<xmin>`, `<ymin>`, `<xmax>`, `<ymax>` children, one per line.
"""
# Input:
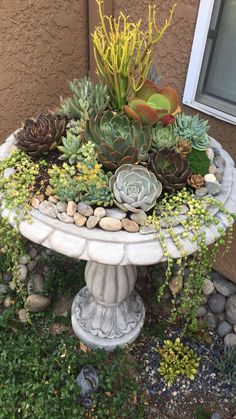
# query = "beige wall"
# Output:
<box><xmin>0</xmin><ymin>0</ymin><xmax>88</xmax><ymax>143</ymax></box>
<box><xmin>115</xmin><ymin>0</ymin><xmax>236</xmax><ymax>281</ymax></box>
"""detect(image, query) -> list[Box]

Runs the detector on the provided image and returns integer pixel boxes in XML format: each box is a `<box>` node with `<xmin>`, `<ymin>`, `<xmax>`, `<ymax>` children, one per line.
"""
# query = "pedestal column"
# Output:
<box><xmin>71</xmin><ymin>262</ymin><xmax>145</xmax><ymax>350</ymax></box>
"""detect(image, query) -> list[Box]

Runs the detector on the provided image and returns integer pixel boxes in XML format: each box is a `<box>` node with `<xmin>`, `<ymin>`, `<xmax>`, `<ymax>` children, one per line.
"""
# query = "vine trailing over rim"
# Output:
<box><xmin>147</xmin><ymin>188</ymin><xmax>235</xmax><ymax>330</ymax></box>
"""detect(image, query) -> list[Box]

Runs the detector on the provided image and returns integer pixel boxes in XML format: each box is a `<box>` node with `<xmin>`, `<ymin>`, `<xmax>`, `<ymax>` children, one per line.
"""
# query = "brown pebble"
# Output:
<box><xmin>31</xmin><ymin>197</ymin><xmax>40</xmax><ymax>209</ymax></box>
<box><xmin>99</xmin><ymin>217</ymin><xmax>122</xmax><ymax>232</ymax></box>
<box><xmin>86</xmin><ymin>215</ymin><xmax>100</xmax><ymax>229</ymax></box>
<box><xmin>48</xmin><ymin>196</ymin><xmax>59</xmax><ymax>204</ymax></box>
<box><xmin>67</xmin><ymin>201</ymin><xmax>77</xmax><ymax>216</ymax></box>
<box><xmin>74</xmin><ymin>212</ymin><xmax>87</xmax><ymax>227</ymax></box>
<box><xmin>122</xmin><ymin>218</ymin><xmax>139</xmax><ymax>233</ymax></box>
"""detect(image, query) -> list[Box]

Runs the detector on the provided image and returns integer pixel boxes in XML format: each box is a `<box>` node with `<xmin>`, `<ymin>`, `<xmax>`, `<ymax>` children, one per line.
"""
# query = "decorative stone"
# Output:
<box><xmin>205</xmin><ymin>312</ymin><xmax>217</xmax><ymax>329</ymax></box>
<box><xmin>208</xmin><ymin>293</ymin><xmax>226</xmax><ymax>314</ymax></box>
<box><xmin>74</xmin><ymin>213</ymin><xmax>87</xmax><ymax>227</ymax></box>
<box><xmin>94</xmin><ymin>207</ymin><xmax>106</xmax><ymax>218</ymax></box>
<box><xmin>122</xmin><ymin>218</ymin><xmax>139</xmax><ymax>233</ymax></box>
<box><xmin>215</xmin><ymin>169</ymin><xmax>224</xmax><ymax>184</ymax></box>
<box><xmin>139</xmin><ymin>225</ymin><xmax>156</xmax><ymax>235</ymax></box>
<box><xmin>18</xmin><ymin>308</ymin><xmax>28</xmax><ymax>323</ymax></box>
<box><xmin>77</xmin><ymin>202</ymin><xmax>93</xmax><ymax>217</ymax></box>
<box><xmin>19</xmin><ymin>254</ymin><xmax>31</xmax><ymax>265</ymax></box>
<box><xmin>206</xmin><ymin>147</ymin><xmax>214</xmax><ymax>161</ymax></box>
<box><xmin>169</xmin><ymin>275</ymin><xmax>183</xmax><ymax>295</ymax></box>
<box><xmin>217</xmin><ymin>320</ymin><xmax>232</xmax><ymax>338</ymax></box>
<box><xmin>130</xmin><ymin>211</ymin><xmax>148</xmax><ymax>225</ymax></box>
<box><xmin>3</xmin><ymin>167</ymin><xmax>15</xmax><ymax>178</ymax></box>
<box><xmin>204</xmin><ymin>174</ymin><xmax>217</xmax><ymax>183</ymax></box>
<box><xmin>18</xmin><ymin>264</ymin><xmax>28</xmax><ymax>282</ymax></box>
<box><xmin>86</xmin><ymin>216</ymin><xmax>100</xmax><ymax>230</ymax></box>
<box><xmin>211</xmin><ymin>414</ymin><xmax>222</xmax><ymax>419</ymax></box>
<box><xmin>52</xmin><ymin>295</ymin><xmax>73</xmax><ymax>316</ymax></box>
<box><xmin>202</xmin><ymin>279</ymin><xmax>214</xmax><ymax>296</ymax></box>
<box><xmin>27</xmin><ymin>259</ymin><xmax>37</xmax><ymax>271</ymax></box>
<box><xmin>57</xmin><ymin>213</ymin><xmax>74</xmax><ymax>223</ymax></box>
<box><xmin>226</xmin><ymin>294</ymin><xmax>236</xmax><ymax>324</ymax></box>
<box><xmin>195</xmin><ymin>187</ymin><xmax>207</xmax><ymax>197</ymax></box>
<box><xmin>196</xmin><ymin>305</ymin><xmax>207</xmax><ymax>318</ymax></box>
<box><xmin>216</xmin><ymin>313</ymin><xmax>225</xmax><ymax>323</ymax></box>
<box><xmin>214</xmin><ymin>155</ymin><xmax>226</xmax><ymax>169</ymax></box>
<box><xmin>3</xmin><ymin>296</ymin><xmax>12</xmax><ymax>308</ymax></box>
<box><xmin>224</xmin><ymin>333</ymin><xmax>236</xmax><ymax>347</ymax></box>
<box><xmin>206</xmin><ymin>181</ymin><xmax>221</xmax><ymax>196</ymax></box>
<box><xmin>39</xmin><ymin>201</ymin><xmax>59</xmax><ymax>219</ymax></box>
<box><xmin>67</xmin><ymin>201</ymin><xmax>77</xmax><ymax>216</ymax></box>
<box><xmin>57</xmin><ymin>201</ymin><xmax>68</xmax><ymax>213</ymax></box>
<box><xmin>31</xmin><ymin>197</ymin><xmax>40</xmax><ymax>209</ymax></box>
<box><xmin>99</xmin><ymin>217</ymin><xmax>122</xmax><ymax>232</ymax></box>
<box><xmin>213</xmin><ymin>276</ymin><xmax>236</xmax><ymax>297</ymax></box>
<box><xmin>48</xmin><ymin>195</ymin><xmax>59</xmax><ymax>204</ymax></box>
<box><xmin>26</xmin><ymin>294</ymin><xmax>51</xmax><ymax>312</ymax></box>
<box><xmin>27</xmin><ymin>273</ymin><xmax>45</xmax><ymax>295</ymax></box>
<box><xmin>0</xmin><ymin>284</ymin><xmax>8</xmax><ymax>294</ymax></box>
<box><xmin>29</xmin><ymin>247</ymin><xmax>38</xmax><ymax>259</ymax></box>
<box><xmin>3</xmin><ymin>272</ymin><xmax>12</xmax><ymax>282</ymax></box>
<box><xmin>105</xmin><ymin>208</ymin><xmax>126</xmax><ymax>220</ymax></box>
<box><xmin>37</xmin><ymin>193</ymin><xmax>45</xmax><ymax>202</ymax></box>
<box><xmin>209</xmin><ymin>164</ymin><xmax>217</xmax><ymax>174</ymax></box>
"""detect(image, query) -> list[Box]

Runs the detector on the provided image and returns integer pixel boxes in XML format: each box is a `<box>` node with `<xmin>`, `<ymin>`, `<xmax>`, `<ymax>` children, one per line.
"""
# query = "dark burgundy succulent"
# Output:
<box><xmin>16</xmin><ymin>113</ymin><xmax>66</xmax><ymax>156</ymax></box>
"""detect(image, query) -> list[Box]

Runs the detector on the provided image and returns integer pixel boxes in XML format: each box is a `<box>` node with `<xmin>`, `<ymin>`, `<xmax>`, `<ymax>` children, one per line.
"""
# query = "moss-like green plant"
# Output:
<box><xmin>187</xmin><ymin>149</ymin><xmax>210</xmax><ymax>176</ymax></box>
<box><xmin>93</xmin><ymin>0</ymin><xmax>175</xmax><ymax>109</ymax></box>
<box><xmin>157</xmin><ymin>337</ymin><xmax>200</xmax><ymax>387</ymax></box>
<box><xmin>215</xmin><ymin>346</ymin><xmax>236</xmax><ymax>387</ymax></box>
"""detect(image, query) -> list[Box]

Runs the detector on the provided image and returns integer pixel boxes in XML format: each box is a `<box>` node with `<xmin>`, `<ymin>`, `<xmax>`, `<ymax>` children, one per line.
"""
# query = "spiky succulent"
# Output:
<box><xmin>110</xmin><ymin>164</ymin><xmax>162</xmax><ymax>213</ymax></box>
<box><xmin>84</xmin><ymin>184</ymin><xmax>114</xmax><ymax>207</ymax></box>
<box><xmin>148</xmin><ymin>148</ymin><xmax>191</xmax><ymax>193</ymax></box>
<box><xmin>124</xmin><ymin>80</ymin><xmax>180</xmax><ymax>126</ymax></box>
<box><xmin>151</xmin><ymin>122</ymin><xmax>179</xmax><ymax>151</ymax></box>
<box><xmin>16</xmin><ymin>113</ymin><xmax>66</xmax><ymax>156</ymax></box>
<box><xmin>84</xmin><ymin>111</ymin><xmax>151</xmax><ymax>170</ymax></box>
<box><xmin>59</xmin><ymin>77</ymin><xmax>110</xmax><ymax>122</ymax></box>
<box><xmin>174</xmin><ymin>114</ymin><xmax>210</xmax><ymax>151</ymax></box>
<box><xmin>58</xmin><ymin>132</ymin><xmax>82</xmax><ymax>165</ymax></box>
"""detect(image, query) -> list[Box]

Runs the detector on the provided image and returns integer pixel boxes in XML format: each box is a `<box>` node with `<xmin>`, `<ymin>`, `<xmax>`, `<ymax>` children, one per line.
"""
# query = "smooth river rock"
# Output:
<box><xmin>226</xmin><ymin>294</ymin><xmax>236</xmax><ymax>324</ymax></box>
<box><xmin>57</xmin><ymin>213</ymin><xmax>74</xmax><ymax>223</ymax></box>
<box><xmin>67</xmin><ymin>201</ymin><xmax>77</xmax><ymax>216</ymax></box>
<box><xmin>105</xmin><ymin>208</ymin><xmax>126</xmax><ymax>220</ymax></box>
<box><xmin>217</xmin><ymin>321</ymin><xmax>232</xmax><ymax>338</ymax></box>
<box><xmin>122</xmin><ymin>218</ymin><xmax>139</xmax><ymax>233</ymax></box>
<box><xmin>86</xmin><ymin>215</ymin><xmax>100</xmax><ymax>229</ymax></box>
<box><xmin>94</xmin><ymin>207</ymin><xmax>106</xmax><ymax>218</ymax></box>
<box><xmin>202</xmin><ymin>279</ymin><xmax>214</xmax><ymax>296</ymax></box>
<box><xmin>27</xmin><ymin>273</ymin><xmax>45</xmax><ymax>295</ymax></box>
<box><xmin>39</xmin><ymin>201</ymin><xmax>59</xmax><ymax>219</ymax></box>
<box><xmin>57</xmin><ymin>201</ymin><xmax>68</xmax><ymax>213</ymax></box>
<box><xmin>130</xmin><ymin>211</ymin><xmax>148</xmax><ymax>225</ymax></box>
<box><xmin>224</xmin><ymin>333</ymin><xmax>236</xmax><ymax>347</ymax></box>
<box><xmin>208</xmin><ymin>293</ymin><xmax>226</xmax><ymax>314</ymax></box>
<box><xmin>213</xmin><ymin>276</ymin><xmax>236</xmax><ymax>297</ymax></box>
<box><xmin>74</xmin><ymin>213</ymin><xmax>87</xmax><ymax>227</ymax></box>
<box><xmin>77</xmin><ymin>202</ymin><xmax>93</xmax><ymax>217</ymax></box>
<box><xmin>26</xmin><ymin>294</ymin><xmax>51</xmax><ymax>312</ymax></box>
<box><xmin>99</xmin><ymin>217</ymin><xmax>122</xmax><ymax>232</ymax></box>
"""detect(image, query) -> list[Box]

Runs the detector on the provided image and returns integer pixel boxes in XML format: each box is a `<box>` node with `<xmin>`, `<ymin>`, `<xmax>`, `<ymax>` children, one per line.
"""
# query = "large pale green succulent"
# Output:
<box><xmin>110</xmin><ymin>164</ymin><xmax>162</xmax><ymax>213</ymax></box>
<box><xmin>84</xmin><ymin>111</ymin><xmax>152</xmax><ymax>170</ymax></box>
<box><xmin>174</xmin><ymin>113</ymin><xmax>210</xmax><ymax>151</ymax></box>
<box><xmin>151</xmin><ymin>122</ymin><xmax>179</xmax><ymax>151</ymax></box>
<box><xmin>59</xmin><ymin>77</ymin><xmax>110</xmax><ymax>122</ymax></box>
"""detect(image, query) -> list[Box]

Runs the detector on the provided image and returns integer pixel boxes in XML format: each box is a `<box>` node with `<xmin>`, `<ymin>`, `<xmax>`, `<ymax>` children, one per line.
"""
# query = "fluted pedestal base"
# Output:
<box><xmin>71</xmin><ymin>262</ymin><xmax>145</xmax><ymax>350</ymax></box>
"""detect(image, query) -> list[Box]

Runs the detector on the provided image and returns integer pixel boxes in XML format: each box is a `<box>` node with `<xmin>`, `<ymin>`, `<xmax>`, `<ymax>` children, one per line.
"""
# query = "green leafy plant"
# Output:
<box><xmin>59</xmin><ymin>77</ymin><xmax>110</xmax><ymax>122</ymax></box>
<box><xmin>174</xmin><ymin>113</ymin><xmax>210</xmax><ymax>151</ymax></box>
<box><xmin>215</xmin><ymin>346</ymin><xmax>236</xmax><ymax>387</ymax></box>
<box><xmin>84</xmin><ymin>111</ymin><xmax>151</xmax><ymax>170</ymax></box>
<box><xmin>187</xmin><ymin>149</ymin><xmax>210</xmax><ymax>176</ymax></box>
<box><xmin>124</xmin><ymin>80</ymin><xmax>180</xmax><ymax>126</ymax></box>
<box><xmin>93</xmin><ymin>0</ymin><xmax>175</xmax><ymax>110</ymax></box>
<box><xmin>157</xmin><ymin>337</ymin><xmax>200</xmax><ymax>386</ymax></box>
<box><xmin>151</xmin><ymin>122</ymin><xmax>179</xmax><ymax>151</ymax></box>
<box><xmin>193</xmin><ymin>406</ymin><xmax>212</xmax><ymax>419</ymax></box>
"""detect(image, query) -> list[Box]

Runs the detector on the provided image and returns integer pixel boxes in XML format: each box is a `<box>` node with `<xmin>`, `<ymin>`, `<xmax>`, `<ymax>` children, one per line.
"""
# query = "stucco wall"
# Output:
<box><xmin>0</xmin><ymin>0</ymin><xmax>88</xmax><ymax>143</ymax></box>
<box><xmin>115</xmin><ymin>0</ymin><xmax>236</xmax><ymax>282</ymax></box>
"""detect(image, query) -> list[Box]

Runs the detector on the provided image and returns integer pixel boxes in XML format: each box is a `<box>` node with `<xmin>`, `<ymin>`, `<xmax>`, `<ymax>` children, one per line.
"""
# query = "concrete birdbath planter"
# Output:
<box><xmin>1</xmin><ymin>132</ymin><xmax>236</xmax><ymax>350</ymax></box>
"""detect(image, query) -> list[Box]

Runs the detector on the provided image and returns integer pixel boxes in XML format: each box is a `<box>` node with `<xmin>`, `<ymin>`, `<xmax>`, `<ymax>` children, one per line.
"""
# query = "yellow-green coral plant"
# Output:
<box><xmin>157</xmin><ymin>338</ymin><xmax>200</xmax><ymax>387</ymax></box>
<box><xmin>93</xmin><ymin>0</ymin><xmax>176</xmax><ymax>110</ymax></box>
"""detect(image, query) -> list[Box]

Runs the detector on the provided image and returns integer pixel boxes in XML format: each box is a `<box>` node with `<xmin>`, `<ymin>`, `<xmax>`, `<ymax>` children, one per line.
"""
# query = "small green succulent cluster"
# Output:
<box><xmin>58</xmin><ymin>120</ymin><xmax>97</xmax><ymax>166</ymax></box>
<box><xmin>59</xmin><ymin>77</ymin><xmax>110</xmax><ymax>122</ymax></box>
<box><xmin>174</xmin><ymin>114</ymin><xmax>210</xmax><ymax>151</ymax></box>
<box><xmin>215</xmin><ymin>346</ymin><xmax>236</xmax><ymax>387</ymax></box>
<box><xmin>157</xmin><ymin>338</ymin><xmax>200</xmax><ymax>387</ymax></box>
<box><xmin>187</xmin><ymin>149</ymin><xmax>210</xmax><ymax>176</ymax></box>
<box><xmin>151</xmin><ymin>122</ymin><xmax>179</xmax><ymax>151</ymax></box>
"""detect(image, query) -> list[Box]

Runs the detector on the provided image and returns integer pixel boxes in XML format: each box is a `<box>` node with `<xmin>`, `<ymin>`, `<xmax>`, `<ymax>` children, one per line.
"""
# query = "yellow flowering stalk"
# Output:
<box><xmin>93</xmin><ymin>0</ymin><xmax>176</xmax><ymax>110</ymax></box>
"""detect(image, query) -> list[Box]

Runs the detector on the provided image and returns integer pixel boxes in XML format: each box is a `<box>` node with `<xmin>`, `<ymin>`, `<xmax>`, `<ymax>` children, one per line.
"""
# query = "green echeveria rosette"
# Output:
<box><xmin>174</xmin><ymin>113</ymin><xmax>210</xmax><ymax>151</ymax></box>
<box><xmin>151</xmin><ymin>122</ymin><xmax>180</xmax><ymax>151</ymax></box>
<box><xmin>109</xmin><ymin>164</ymin><xmax>162</xmax><ymax>213</ymax></box>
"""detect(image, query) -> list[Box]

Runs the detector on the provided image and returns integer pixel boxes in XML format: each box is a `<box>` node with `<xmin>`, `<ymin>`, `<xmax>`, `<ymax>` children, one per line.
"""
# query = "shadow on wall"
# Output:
<box><xmin>0</xmin><ymin>0</ymin><xmax>88</xmax><ymax>143</ymax></box>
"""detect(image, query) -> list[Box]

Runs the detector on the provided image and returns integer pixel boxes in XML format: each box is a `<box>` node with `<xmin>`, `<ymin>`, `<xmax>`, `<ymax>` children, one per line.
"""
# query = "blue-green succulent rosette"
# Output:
<box><xmin>109</xmin><ymin>164</ymin><xmax>162</xmax><ymax>213</ymax></box>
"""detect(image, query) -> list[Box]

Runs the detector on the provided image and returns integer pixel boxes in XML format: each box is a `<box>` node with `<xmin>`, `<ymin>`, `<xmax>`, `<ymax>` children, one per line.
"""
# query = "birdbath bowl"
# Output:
<box><xmin>1</xmin><ymin>134</ymin><xmax>236</xmax><ymax>350</ymax></box>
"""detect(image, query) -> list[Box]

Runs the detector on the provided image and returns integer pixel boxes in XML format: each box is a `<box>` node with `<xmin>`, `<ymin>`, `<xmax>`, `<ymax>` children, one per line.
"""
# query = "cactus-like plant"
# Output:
<box><xmin>84</xmin><ymin>111</ymin><xmax>151</xmax><ymax>170</ymax></box>
<box><xmin>151</xmin><ymin>122</ymin><xmax>179</xmax><ymax>151</ymax></box>
<box><xmin>124</xmin><ymin>80</ymin><xmax>180</xmax><ymax>126</ymax></box>
<box><xmin>157</xmin><ymin>338</ymin><xmax>200</xmax><ymax>387</ymax></box>
<box><xmin>110</xmin><ymin>164</ymin><xmax>162</xmax><ymax>213</ymax></box>
<box><xmin>59</xmin><ymin>77</ymin><xmax>110</xmax><ymax>122</ymax></box>
<box><xmin>174</xmin><ymin>113</ymin><xmax>210</xmax><ymax>151</ymax></box>
<box><xmin>148</xmin><ymin>148</ymin><xmax>191</xmax><ymax>193</ymax></box>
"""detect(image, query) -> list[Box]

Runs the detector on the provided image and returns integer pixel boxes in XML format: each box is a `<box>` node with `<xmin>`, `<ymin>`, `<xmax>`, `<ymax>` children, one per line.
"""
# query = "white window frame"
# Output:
<box><xmin>183</xmin><ymin>0</ymin><xmax>236</xmax><ymax>125</ymax></box>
